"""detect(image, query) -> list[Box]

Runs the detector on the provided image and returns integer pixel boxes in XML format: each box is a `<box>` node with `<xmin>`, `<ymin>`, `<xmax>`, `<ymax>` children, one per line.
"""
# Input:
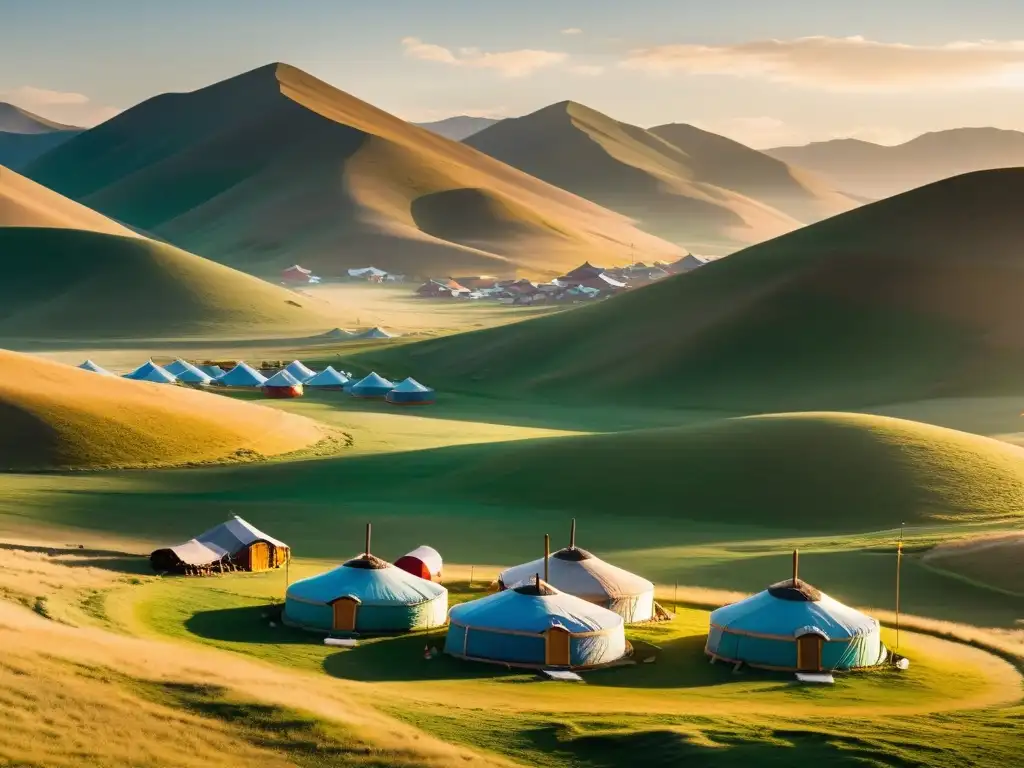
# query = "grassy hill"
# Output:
<box><xmin>0</xmin><ymin>351</ymin><xmax>324</xmax><ymax>470</ymax></box>
<box><xmin>0</xmin><ymin>164</ymin><xmax>136</xmax><ymax>233</ymax></box>
<box><xmin>0</xmin><ymin>102</ymin><xmax>81</xmax><ymax>170</ymax></box>
<box><xmin>924</xmin><ymin>533</ymin><xmax>1024</xmax><ymax>595</ymax></box>
<box><xmin>463</xmin><ymin>102</ymin><xmax>857</xmax><ymax>253</ymax></box>
<box><xmin>767</xmin><ymin>128</ymin><xmax>1024</xmax><ymax>200</ymax></box>
<box><xmin>25</xmin><ymin>64</ymin><xmax>679</xmax><ymax>279</ymax></box>
<box><xmin>0</xmin><ymin>227</ymin><xmax>335</xmax><ymax>339</ymax></box>
<box><xmin>350</xmin><ymin>168</ymin><xmax>1024</xmax><ymax>410</ymax></box>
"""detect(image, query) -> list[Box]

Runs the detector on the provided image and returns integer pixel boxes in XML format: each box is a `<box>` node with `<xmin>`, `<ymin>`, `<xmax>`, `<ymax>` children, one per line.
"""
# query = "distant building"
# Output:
<box><xmin>347</xmin><ymin>267</ymin><xmax>389</xmax><ymax>283</ymax></box>
<box><xmin>281</xmin><ymin>264</ymin><xmax>319</xmax><ymax>284</ymax></box>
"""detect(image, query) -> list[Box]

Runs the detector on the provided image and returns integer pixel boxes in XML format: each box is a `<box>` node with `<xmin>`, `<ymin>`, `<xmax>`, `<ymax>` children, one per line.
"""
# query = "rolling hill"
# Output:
<box><xmin>0</xmin><ymin>350</ymin><xmax>323</xmax><ymax>470</ymax></box>
<box><xmin>0</xmin><ymin>227</ymin><xmax>335</xmax><ymax>339</ymax></box>
<box><xmin>767</xmin><ymin>128</ymin><xmax>1024</xmax><ymax>200</ymax></box>
<box><xmin>0</xmin><ymin>164</ymin><xmax>136</xmax><ymax>234</ymax></box>
<box><xmin>25</xmin><ymin>64</ymin><xmax>680</xmax><ymax>279</ymax></box>
<box><xmin>0</xmin><ymin>102</ymin><xmax>81</xmax><ymax>170</ymax></box>
<box><xmin>416</xmin><ymin>115</ymin><xmax>501</xmax><ymax>140</ymax></box>
<box><xmin>463</xmin><ymin>102</ymin><xmax>858</xmax><ymax>253</ymax></box>
<box><xmin>351</xmin><ymin>168</ymin><xmax>1024</xmax><ymax>410</ymax></box>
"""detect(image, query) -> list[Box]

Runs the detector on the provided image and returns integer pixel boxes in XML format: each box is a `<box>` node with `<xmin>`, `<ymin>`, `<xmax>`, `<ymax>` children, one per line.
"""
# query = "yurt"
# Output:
<box><xmin>497</xmin><ymin>521</ymin><xmax>655</xmax><ymax>623</ymax></box>
<box><xmin>705</xmin><ymin>552</ymin><xmax>887</xmax><ymax>672</ymax></box>
<box><xmin>165</xmin><ymin>359</ymin><xmax>213</xmax><ymax>387</ymax></box>
<box><xmin>395</xmin><ymin>546</ymin><xmax>443</xmax><ymax>581</ymax></box>
<box><xmin>445</xmin><ymin>577</ymin><xmax>627</xmax><ymax>668</ymax></box>
<box><xmin>386</xmin><ymin>378</ymin><xmax>436</xmax><ymax>406</ymax></box>
<box><xmin>78</xmin><ymin>360</ymin><xmax>114</xmax><ymax>376</ymax></box>
<box><xmin>304</xmin><ymin>366</ymin><xmax>350</xmax><ymax>390</ymax></box>
<box><xmin>149</xmin><ymin>515</ymin><xmax>290</xmax><ymax>575</ymax></box>
<box><xmin>199</xmin><ymin>364</ymin><xmax>226</xmax><ymax>378</ymax></box>
<box><xmin>262</xmin><ymin>370</ymin><xmax>303</xmax><ymax>399</ymax></box>
<box><xmin>284</xmin><ymin>360</ymin><xmax>317</xmax><ymax>382</ymax></box>
<box><xmin>284</xmin><ymin>525</ymin><xmax>447</xmax><ymax>633</ymax></box>
<box><xmin>350</xmin><ymin>372</ymin><xmax>394</xmax><ymax>399</ymax></box>
<box><xmin>358</xmin><ymin>327</ymin><xmax>397</xmax><ymax>340</ymax></box>
<box><xmin>123</xmin><ymin>360</ymin><xmax>177</xmax><ymax>384</ymax></box>
<box><xmin>215</xmin><ymin>362</ymin><xmax>268</xmax><ymax>388</ymax></box>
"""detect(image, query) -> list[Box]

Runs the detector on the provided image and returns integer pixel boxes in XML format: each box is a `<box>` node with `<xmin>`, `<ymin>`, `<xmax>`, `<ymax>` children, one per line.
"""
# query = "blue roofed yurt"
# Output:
<box><xmin>284</xmin><ymin>360</ymin><xmax>317</xmax><ymax>382</ymax></box>
<box><xmin>123</xmin><ymin>360</ymin><xmax>177</xmax><ymax>384</ymax></box>
<box><xmin>284</xmin><ymin>525</ymin><xmax>447</xmax><ymax>633</ymax></box>
<box><xmin>215</xmin><ymin>362</ymin><xmax>268</xmax><ymax>388</ymax></box>
<box><xmin>706</xmin><ymin>552</ymin><xmax>887</xmax><ymax>672</ymax></box>
<box><xmin>386</xmin><ymin>377</ymin><xmax>435</xmax><ymax>405</ymax></box>
<box><xmin>78</xmin><ymin>360</ymin><xmax>114</xmax><ymax>376</ymax></box>
<box><xmin>350</xmin><ymin>372</ymin><xmax>394</xmax><ymax>399</ymax></box>
<box><xmin>199</xmin><ymin>364</ymin><xmax>226</xmax><ymax>378</ymax></box>
<box><xmin>304</xmin><ymin>366</ymin><xmax>349</xmax><ymax>390</ymax></box>
<box><xmin>446</xmin><ymin>578</ymin><xmax>628</xmax><ymax>668</ymax></box>
<box><xmin>165</xmin><ymin>359</ymin><xmax>213</xmax><ymax>386</ymax></box>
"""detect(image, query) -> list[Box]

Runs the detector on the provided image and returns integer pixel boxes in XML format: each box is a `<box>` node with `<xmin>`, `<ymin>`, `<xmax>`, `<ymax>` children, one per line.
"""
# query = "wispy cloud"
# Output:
<box><xmin>402</xmin><ymin>37</ymin><xmax>568</xmax><ymax>78</ymax></box>
<box><xmin>1</xmin><ymin>85</ymin><xmax>119</xmax><ymax>126</ymax></box>
<box><xmin>569</xmin><ymin>64</ymin><xmax>605</xmax><ymax>76</ymax></box>
<box><xmin>561</xmin><ymin>28</ymin><xmax>584</xmax><ymax>36</ymax></box>
<box><xmin>621</xmin><ymin>36</ymin><xmax>1024</xmax><ymax>90</ymax></box>
<box><xmin>4</xmin><ymin>86</ymin><xmax>90</xmax><ymax>106</ymax></box>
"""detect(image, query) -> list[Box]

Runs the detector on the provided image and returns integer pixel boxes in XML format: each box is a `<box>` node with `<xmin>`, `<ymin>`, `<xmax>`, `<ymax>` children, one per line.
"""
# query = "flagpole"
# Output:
<box><xmin>896</xmin><ymin>522</ymin><xmax>905</xmax><ymax>652</ymax></box>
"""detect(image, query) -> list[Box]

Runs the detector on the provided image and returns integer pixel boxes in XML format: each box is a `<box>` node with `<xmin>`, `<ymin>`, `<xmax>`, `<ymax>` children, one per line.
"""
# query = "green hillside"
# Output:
<box><xmin>0</xmin><ymin>227</ymin><xmax>333</xmax><ymax>339</ymax></box>
<box><xmin>349</xmin><ymin>168</ymin><xmax>1024</xmax><ymax>410</ymax></box>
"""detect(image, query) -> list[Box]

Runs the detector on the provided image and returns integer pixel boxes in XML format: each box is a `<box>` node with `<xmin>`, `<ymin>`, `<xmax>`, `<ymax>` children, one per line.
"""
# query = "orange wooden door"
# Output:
<box><xmin>797</xmin><ymin>634</ymin><xmax>823</xmax><ymax>672</ymax></box>
<box><xmin>247</xmin><ymin>542</ymin><xmax>270</xmax><ymax>571</ymax></box>
<box><xmin>333</xmin><ymin>598</ymin><xmax>358</xmax><ymax>631</ymax></box>
<box><xmin>546</xmin><ymin>627</ymin><xmax>572</xmax><ymax>666</ymax></box>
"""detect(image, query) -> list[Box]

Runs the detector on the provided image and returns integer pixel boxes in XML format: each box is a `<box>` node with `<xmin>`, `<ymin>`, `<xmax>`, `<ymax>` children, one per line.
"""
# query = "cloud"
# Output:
<box><xmin>569</xmin><ymin>65</ymin><xmax>605</xmax><ymax>76</ymax></box>
<box><xmin>621</xmin><ymin>36</ymin><xmax>1024</xmax><ymax>90</ymax></box>
<box><xmin>1</xmin><ymin>85</ymin><xmax>120</xmax><ymax>127</ymax></box>
<box><xmin>402</xmin><ymin>37</ymin><xmax>568</xmax><ymax>77</ymax></box>
<box><xmin>4</xmin><ymin>86</ymin><xmax>90</xmax><ymax>107</ymax></box>
<box><xmin>561</xmin><ymin>28</ymin><xmax>583</xmax><ymax>36</ymax></box>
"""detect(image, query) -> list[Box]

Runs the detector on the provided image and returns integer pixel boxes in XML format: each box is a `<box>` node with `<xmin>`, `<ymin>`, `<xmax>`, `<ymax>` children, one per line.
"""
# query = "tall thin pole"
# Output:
<box><xmin>365</xmin><ymin>522</ymin><xmax>371</xmax><ymax>556</ymax></box>
<box><xmin>570</xmin><ymin>518</ymin><xmax>576</xmax><ymax>549</ymax></box>
<box><xmin>792</xmin><ymin>549</ymin><xmax>799</xmax><ymax>584</ymax></box>
<box><xmin>544</xmin><ymin>534</ymin><xmax>550</xmax><ymax>583</ymax></box>
<box><xmin>896</xmin><ymin>523</ymin><xmax>904</xmax><ymax>651</ymax></box>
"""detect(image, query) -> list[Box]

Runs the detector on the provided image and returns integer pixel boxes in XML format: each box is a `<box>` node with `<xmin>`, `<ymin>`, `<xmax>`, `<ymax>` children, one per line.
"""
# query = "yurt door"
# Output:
<box><xmin>796</xmin><ymin>634</ymin><xmax>823</xmax><ymax>672</ymax></box>
<box><xmin>247</xmin><ymin>542</ymin><xmax>270</xmax><ymax>571</ymax></box>
<box><xmin>332</xmin><ymin>598</ymin><xmax>359</xmax><ymax>632</ymax></box>
<box><xmin>546</xmin><ymin>626</ymin><xmax>572</xmax><ymax>667</ymax></box>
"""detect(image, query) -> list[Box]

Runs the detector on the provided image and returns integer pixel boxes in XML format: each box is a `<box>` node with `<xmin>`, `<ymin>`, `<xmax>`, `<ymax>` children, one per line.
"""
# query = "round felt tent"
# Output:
<box><xmin>445</xmin><ymin>578</ymin><xmax>627</xmax><ymax>668</ymax></box>
<box><xmin>304</xmin><ymin>366</ymin><xmax>350</xmax><ymax>390</ymax></box>
<box><xmin>497</xmin><ymin>521</ymin><xmax>655</xmax><ymax>623</ymax></box>
<box><xmin>165</xmin><ymin>359</ymin><xmax>213</xmax><ymax>387</ymax></box>
<box><xmin>350</xmin><ymin>372</ymin><xmax>394</xmax><ymax>399</ymax></box>
<box><xmin>386</xmin><ymin>377</ymin><xmax>436</xmax><ymax>405</ymax></box>
<box><xmin>283</xmin><ymin>524</ymin><xmax>447</xmax><ymax>633</ymax></box>
<box><xmin>78</xmin><ymin>359</ymin><xmax>114</xmax><ymax>376</ymax></box>
<box><xmin>705</xmin><ymin>552</ymin><xmax>886</xmax><ymax>672</ymax></box>
<box><xmin>395</xmin><ymin>545</ymin><xmax>443</xmax><ymax>581</ymax></box>
<box><xmin>215</xmin><ymin>362</ymin><xmax>268</xmax><ymax>388</ymax></box>
<box><xmin>262</xmin><ymin>369</ymin><xmax>303</xmax><ymax>399</ymax></box>
<box><xmin>199</xmin><ymin>364</ymin><xmax>226</xmax><ymax>379</ymax></box>
<box><xmin>284</xmin><ymin>360</ymin><xmax>317</xmax><ymax>382</ymax></box>
<box><xmin>123</xmin><ymin>360</ymin><xmax>177</xmax><ymax>384</ymax></box>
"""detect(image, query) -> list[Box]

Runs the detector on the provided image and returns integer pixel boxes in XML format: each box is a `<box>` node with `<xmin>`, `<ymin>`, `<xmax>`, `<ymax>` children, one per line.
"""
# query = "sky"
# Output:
<box><xmin>6</xmin><ymin>0</ymin><xmax>1024</xmax><ymax>147</ymax></box>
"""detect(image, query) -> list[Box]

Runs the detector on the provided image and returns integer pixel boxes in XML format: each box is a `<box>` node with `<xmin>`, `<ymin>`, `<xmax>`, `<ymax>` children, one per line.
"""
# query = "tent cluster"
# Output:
<box><xmin>150</xmin><ymin>516</ymin><xmax>290</xmax><ymax>575</ymax></box>
<box><xmin>78</xmin><ymin>358</ymin><xmax>435</xmax><ymax>404</ymax></box>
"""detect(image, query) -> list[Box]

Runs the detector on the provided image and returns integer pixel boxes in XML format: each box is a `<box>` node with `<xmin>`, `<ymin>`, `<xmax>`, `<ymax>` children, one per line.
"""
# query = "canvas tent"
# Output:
<box><xmin>705</xmin><ymin>552</ymin><xmax>886</xmax><ymax>672</ymax></box>
<box><xmin>199</xmin><ymin>364</ymin><xmax>226</xmax><ymax>378</ymax></box>
<box><xmin>215</xmin><ymin>362</ymin><xmax>268</xmax><ymax>388</ymax></box>
<box><xmin>445</xmin><ymin>578</ymin><xmax>627</xmax><ymax>668</ymax></box>
<box><xmin>386</xmin><ymin>377</ymin><xmax>435</xmax><ymax>405</ymax></box>
<box><xmin>497</xmin><ymin>522</ymin><xmax>655</xmax><ymax>623</ymax></box>
<box><xmin>150</xmin><ymin>515</ymin><xmax>290</xmax><ymax>575</ymax></box>
<box><xmin>304</xmin><ymin>366</ymin><xmax>350</xmax><ymax>390</ymax></box>
<box><xmin>350</xmin><ymin>372</ymin><xmax>394</xmax><ymax>398</ymax></box>
<box><xmin>358</xmin><ymin>327</ymin><xmax>397</xmax><ymax>340</ymax></box>
<box><xmin>395</xmin><ymin>546</ymin><xmax>443</xmax><ymax>581</ymax></box>
<box><xmin>262</xmin><ymin>369</ymin><xmax>303</xmax><ymax>399</ymax></box>
<box><xmin>165</xmin><ymin>359</ymin><xmax>213</xmax><ymax>386</ymax></box>
<box><xmin>284</xmin><ymin>360</ymin><xmax>317</xmax><ymax>382</ymax></box>
<box><xmin>78</xmin><ymin>359</ymin><xmax>114</xmax><ymax>376</ymax></box>
<box><xmin>123</xmin><ymin>360</ymin><xmax>177</xmax><ymax>384</ymax></box>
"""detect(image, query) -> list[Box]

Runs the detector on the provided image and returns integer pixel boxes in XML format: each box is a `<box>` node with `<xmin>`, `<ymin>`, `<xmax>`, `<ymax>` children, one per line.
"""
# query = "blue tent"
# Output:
<box><xmin>123</xmin><ymin>360</ymin><xmax>177</xmax><ymax>384</ymax></box>
<box><xmin>350</xmin><ymin>372</ymin><xmax>394</xmax><ymax>399</ymax></box>
<box><xmin>78</xmin><ymin>359</ymin><xmax>115</xmax><ymax>376</ymax></box>
<box><xmin>386</xmin><ymin>377</ymin><xmax>435</xmax><ymax>405</ymax></box>
<box><xmin>706</xmin><ymin>578</ymin><xmax>886</xmax><ymax>672</ymax></box>
<box><xmin>165</xmin><ymin>359</ymin><xmax>213</xmax><ymax>386</ymax></box>
<box><xmin>215</xmin><ymin>362</ymin><xmax>267</xmax><ymax>388</ymax></box>
<box><xmin>304</xmin><ymin>366</ymin><xmax>350</xmax><ymax>390</ymax></box>
<box><xmin>284</xmin><ymin>553</ymin><xmax>448</xmax><ymax>633</ymax></box>
<box><xmin>284</xmin><ymin>360</ymin><xmax>317</xmax><ymax>382</ymax></box>
<box><xmin>445</xmin><ymin>580</ymin><xmax>627</xmax><ymax>668</ymax></box>
<box><xmin>199</xmin><ymin>365</ymin><xmax>226</xmax><ymax>378</ymax></box>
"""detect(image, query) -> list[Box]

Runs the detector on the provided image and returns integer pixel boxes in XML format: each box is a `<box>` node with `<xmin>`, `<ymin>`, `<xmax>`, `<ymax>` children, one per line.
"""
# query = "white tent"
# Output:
<box><xmin>216</xmin><ymin>362</ymin><xmax>267</xmax><ymax>388</ymax></box>
<box><xmin>358</xmin><ymin>327</ymin><xmax>398</xmax><ymax>339</ymax></box>
<box><xmin>150</xmin><ymin>515</ymin><xmax>289</xmax><ymax>571</ymax></box>
<box><xmin>78</xmin><ymin>360</ymin><xmax>114</xmax><ymax>376</ymax></box>
<box><xmin>284</xmin><ymin>360</ymin><xmax>317</xmax><ymax>382</ymax></box>
<box><xmin>304</xmin><ymin>366</ymin><xmax>350</xmax><ymax>388</ymax></box>
<box><xmin>123</xmin><ymin>360</ymin><xmax>178</xmax><ymax>384</ymax></box>
<box><xmin>263</xmin><ymin>369</ymin><xmax>302</xmax><ymax>387</ymax></box>
<box><xmin>165</xmin><ymin>359</ymin><xmax>213</xmax><ymax>385</ymax></box>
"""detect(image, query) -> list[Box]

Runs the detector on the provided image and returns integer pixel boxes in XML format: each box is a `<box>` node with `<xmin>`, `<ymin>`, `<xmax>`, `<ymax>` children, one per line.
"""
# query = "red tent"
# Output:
<box><xmin>395</xmin><ymin>545</ymin><xmax>443</xmax><ymax>581</ymax></box>
<box><xmin>281</xmin><ymin>265</ymin><xmax>313</xmax><ymax>283</ymax></box>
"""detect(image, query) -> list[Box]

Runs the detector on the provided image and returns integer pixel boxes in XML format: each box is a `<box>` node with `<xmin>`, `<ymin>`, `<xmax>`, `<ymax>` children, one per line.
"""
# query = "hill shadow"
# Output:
<box><xmin>0</xmin><ymin>542</ymin><xmax>149</xmax><ymax>575</ymax></box>
<box><xmin>185</xmin><ymin>604</ymin><xmax>320</xmax><ymax>646</ymax></box>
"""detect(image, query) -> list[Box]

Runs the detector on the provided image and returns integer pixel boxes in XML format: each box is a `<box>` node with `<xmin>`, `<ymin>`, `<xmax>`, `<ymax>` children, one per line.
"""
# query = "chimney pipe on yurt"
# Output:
<box><xmin>365</xmin><ymin>522</ymin><xmax>372</xmax><ymax>557</ymax></box>
<box><xmin>570</xmin><ymin>518</ymin><xmax>576</xmax><ymax>549</ymax></box>
<box><xmin>544</xmin><ymin>534</ymin><xmax>550</xmax><ymax>583</ymax></box>
<box><xmin>792</xmin><ymin>549</ymin><xmax>799</xmax><ymax>584</ymax></box>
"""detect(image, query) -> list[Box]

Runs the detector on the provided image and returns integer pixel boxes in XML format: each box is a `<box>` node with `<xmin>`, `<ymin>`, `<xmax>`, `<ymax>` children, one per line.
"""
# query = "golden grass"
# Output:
<box><xmin>924</xmin><ymin>532</ymin><xmax>1024</xmax><ymax>596</ymax></box>
<box><xmin>0</xmin><ymin>165</ymin><xmax>135</xmax><ymax>234</ymax></box>
<box><xmin>0</xmin><ymin>350</ymin><xmax>326</xmax><ymax>470</ymax></box>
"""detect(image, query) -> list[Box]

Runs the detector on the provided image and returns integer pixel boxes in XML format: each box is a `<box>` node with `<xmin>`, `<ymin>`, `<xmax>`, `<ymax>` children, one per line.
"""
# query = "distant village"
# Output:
<box><xmin>280</xmin><ymin>254</ymin><xmax>714</xmax><ymax>304</ymax></box>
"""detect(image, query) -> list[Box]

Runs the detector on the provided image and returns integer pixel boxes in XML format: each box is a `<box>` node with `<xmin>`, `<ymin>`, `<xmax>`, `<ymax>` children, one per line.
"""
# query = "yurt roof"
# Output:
<box><xmin>159</xmin><ymin>515</ymin><xmax>288</xmax><ymax>567</ymax></box>
<box><xmin>399</xmin><ymin>545</ymin><xmax>443</xmax><ymax>572</ymax></box>
<box><xmin>264</xmin><ymin>369</ymin><xmax>302</xmax><ymax>387</ymax></box>
<box><xmin>449</xmin><ymin>581</ymin><xmax>624</xmax><ymax>634</ymax></box>
<box><xmin>216</xmin><ymin>362</ymin><xmax>268</xmax><ymax>386</ymax></box>
<box><xmin>305</xmin><ymin>366</ymin><xmax>349</xmax><ymax>387</ymax></box>
<box><xmin>709</xmin><ymin>585</ymin><xmax>878</xmax><ymax>640</ymax></box>
<box><xmin>499</xmin><ymin>548</ymin><xmax>653</xmax><ymax>601</ymax></box>
<box><xmin>175</xmin><ymin>368</ymin><xmax>213</xmax><ymax>384</ymax></box>
<box><xmin>391</xmin><ymin>377</ymin><xmax>432</xmax><ymax>394</ymax></box>
<box><xmin>286</xmin><ymin>558</ymin><xmax>446</xmax><ymax>606</ymax></box>
<box><xmin>124</xmin><ymin>360</ymin><xmax>177</xmax><ymax>384</ymax></box>
<box><xmin>353</xmin><ymin>372</ymin><xmax>394</xmax><ymax>389</ymax></box>
<box><xmin>284</xmin><ymin>360</ymin><xmax>317</xmax><ymax>381</ymax></box>
<box><xmin>360</xmin><ymin>327</ymin><xmax>396</xmax><ymax>339</ymax></box>
<box><xmin>199</xmin><ymin>364</ymin><xmax>226</xmax><ymax>377</ymax></box>
<box><xmin>78</xmin><ymin>359</ymin><xmax>114</xmax><ymax>376</ymax></box>
<box><xmin>165</xmin><ymin>359</ymin><xmax>206</xmax><ymax>377</ymax></box>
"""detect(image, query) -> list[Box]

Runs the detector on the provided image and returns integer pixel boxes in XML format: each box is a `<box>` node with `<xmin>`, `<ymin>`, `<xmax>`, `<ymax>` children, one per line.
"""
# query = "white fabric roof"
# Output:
<box><xmin>392</xmin><ymin>377</ymin><xmax>432</xmax><ymax>393</ymax></box>
<box><xmin>162</xmin><ymin>515</ymin><xmax>288</xmax><ymax>566</ymax></box>
<box><xmin>216</xmin><ymin>362</ymin><xmax>267</xmax><ymax>387</ymax></box>
<box><xmin>401</xmin><ymin>545</ymin><xmax>443</xmax><ymax>574</ymax></box>
<box><xmin>305</xmin><ymin>366</ymin><xmax>350</xmax><ymax>386</ymax></box>
<box><xmin>124</xmin><ymin>361</ymin><xmax>177</xmax><ymax>384</ymax></box>
<box><xmin>264</xmin><ymin>369</ymin><xmax>302</xmax><ymax>387</ymax></box>
<box><xmin>78</xmin><ymin>360</ymin><xmax>114</xmax><ymax>376</ymax></box>
<box><xmin>499</xmin><ymin>548</ymin><xmax>654</xmax><ymax>601</ymax></box>
<box><xmin>284</xmin><ymin>360</ymin><xmax>317</xmax><ymax>381</ymax></box>
<box><xmin>359</xmin><ymin>327</ymin><xmax>396</xmax><ymax>339</ymax></box>
<box><xmin>450</xmin><ymin>584</ymin><xmax>623</xmax><ymax>634</ymax></box>
<box><xmin>165</xmin><ymin>360</ymin><xmax>213</xmax><ymax>384</ymax></box>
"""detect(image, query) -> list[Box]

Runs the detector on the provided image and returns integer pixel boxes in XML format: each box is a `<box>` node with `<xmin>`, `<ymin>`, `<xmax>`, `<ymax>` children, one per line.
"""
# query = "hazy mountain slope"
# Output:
<box><xmin>416</xmin><ymin>115</ymin><xmax>501</xmax><ymax>140</ymax></box>
<box><xmin>0</xmin><ymin>102</ymin><xmax>81</xmax><ymax>169</ymax></box>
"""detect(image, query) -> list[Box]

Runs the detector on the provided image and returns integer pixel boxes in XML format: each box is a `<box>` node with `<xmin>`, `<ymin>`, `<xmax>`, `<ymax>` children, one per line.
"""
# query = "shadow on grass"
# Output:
<box><xmin>185</xmin><ymin>605</ymin><xmax>320</xmax><ymax>646</ymax></box>
<box><xmin>0</xmin><ymin>542</ymin><xmax>150</xmax><ymax>575</ymax></box>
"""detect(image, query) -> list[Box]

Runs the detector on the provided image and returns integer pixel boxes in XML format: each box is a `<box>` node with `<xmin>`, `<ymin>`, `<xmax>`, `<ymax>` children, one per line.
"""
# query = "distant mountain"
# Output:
<box><xmin>464</xmin><ymin>101</ymin><xmax>858</xmax><ymax>254</ymax></box>
<box><xmin>0</xmin><ymin>102</ymin><xmax>81</xmax><ymax>169</ymax></box>
<box><xmin>766</xmin><ymin>128</ymin><xmax>1024</xmax><ymax>199</ymax></box>
<box><xmin>416</xmin><ymin>115</ymin><xmax>502</xmax><ymax>140</ymax></box>
<box><xmin>26</xmin><ymin>64</ymin><xmax>678</xmax><ymax>279</ymax></box>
